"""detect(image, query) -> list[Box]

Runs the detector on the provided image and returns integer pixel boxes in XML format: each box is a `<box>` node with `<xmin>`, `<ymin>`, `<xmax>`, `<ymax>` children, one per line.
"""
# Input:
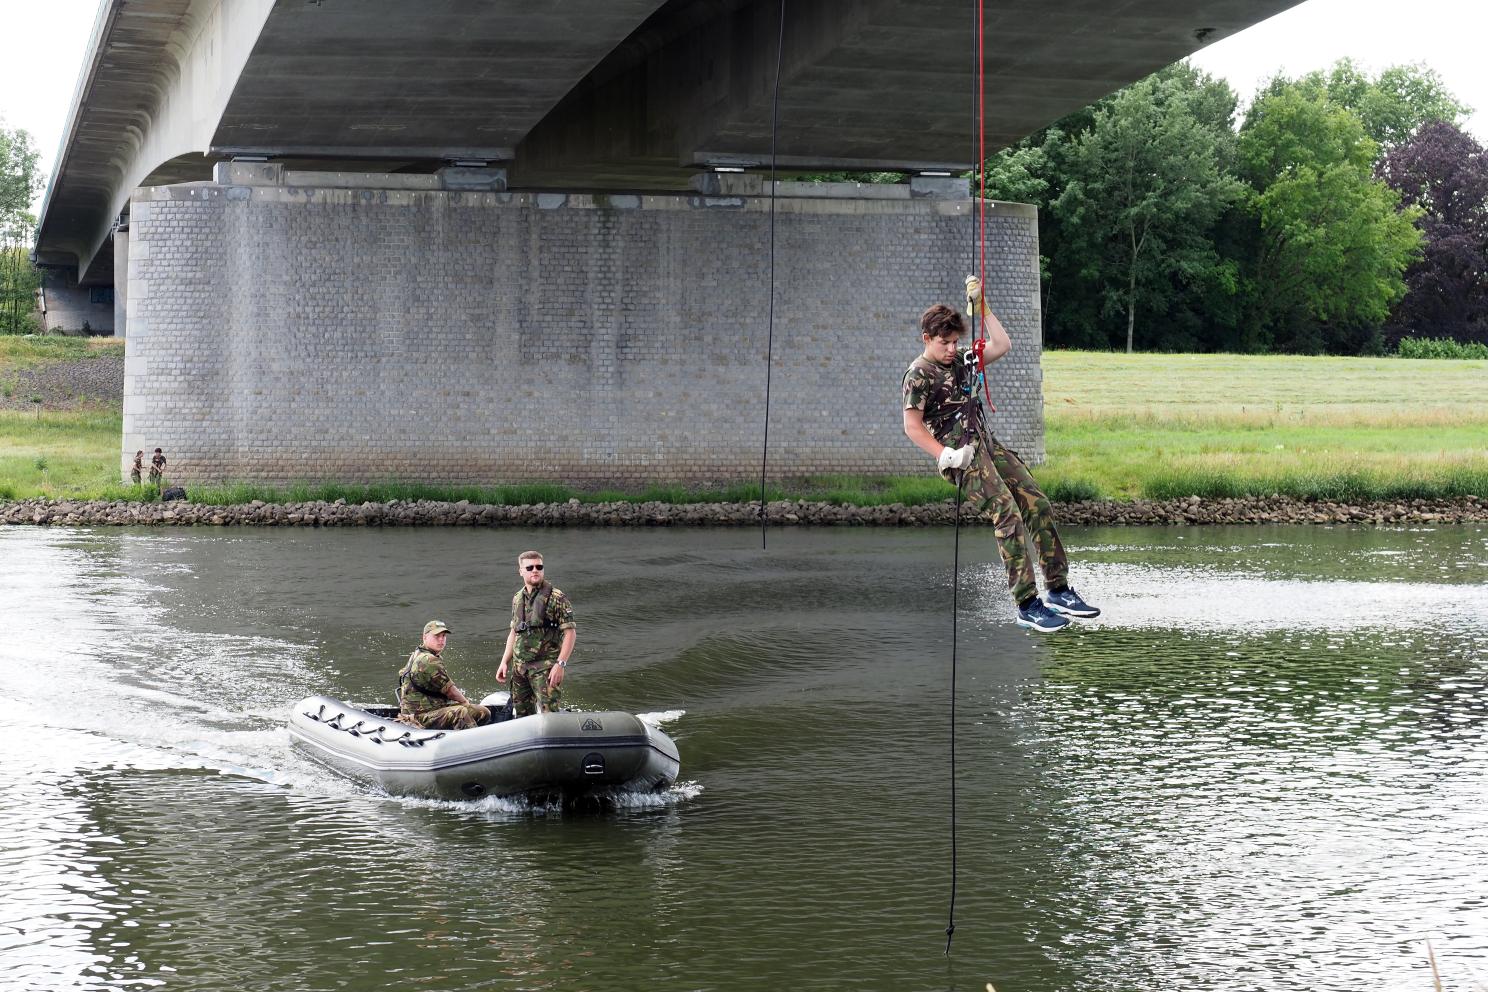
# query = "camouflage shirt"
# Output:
<box><xmin>510</xmin><ymin>581</ymin><xmax>575</xmax><ymax>669</ymax></box>
<box><xmin>397</xmin><ymin>647</ymin><xmax>453</xmax><ymax>719</ymax></box>
<box><xmin>902</xmin><ymin>351</ymin><xmax>985</xmax><ymax>447</ymax></box>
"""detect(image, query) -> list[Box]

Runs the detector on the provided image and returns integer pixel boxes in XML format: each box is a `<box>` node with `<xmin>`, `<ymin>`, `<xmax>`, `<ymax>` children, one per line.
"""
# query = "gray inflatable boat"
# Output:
<box><xmin>288</xmin><ymin>692</ymin><xmax>680</xmax><ymax>802</ymax></box>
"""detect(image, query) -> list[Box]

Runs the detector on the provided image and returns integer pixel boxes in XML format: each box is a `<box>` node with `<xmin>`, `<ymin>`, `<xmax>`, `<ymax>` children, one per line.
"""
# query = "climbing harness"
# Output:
<box><xmin>513</xmin><ymin>583</ymin><xmax>561</xmax><ymax>634</ymax></box>
<box><xmin>757</xmin><ymin>0</ymin><xmax>786</xmax><ymax>549</ymax></box>
<box><xmin>396</xmin><ymin>647</ymin><xmax>448</xmax><ymax>709</ymax></box>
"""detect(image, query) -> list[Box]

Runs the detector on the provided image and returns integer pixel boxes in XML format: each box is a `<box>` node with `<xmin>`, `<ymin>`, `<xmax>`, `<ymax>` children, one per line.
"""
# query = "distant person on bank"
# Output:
<box><xmin>131</xmin><ymin>450</ymin><xmax>143</xmax><ymax>485</ymax></box>
<box><xmin>148</xmin><ymin>448</ymin><xmax>166</xmax><ymax>487</ymax></box>
<box><xmin>901</xmin><ymin>276</ymin><xmax>1100</xmax><ymax>633</ymax></box>
<box><xmin>496</xmin><ymin>551</ymin><xmax>576</xmax><ymax>717</ymax></box>
<box><xmin>396</xmin><ymin>620</ymin><xmax>490</xmax><ymax>730</ymax></box>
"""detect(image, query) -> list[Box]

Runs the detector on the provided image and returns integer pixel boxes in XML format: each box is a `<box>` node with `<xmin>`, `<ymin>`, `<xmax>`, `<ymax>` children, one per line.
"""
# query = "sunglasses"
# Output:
<box><xmin>524</xmin><ymin>563</ymin><xmax>544</xmax><ymax>571</ymax></box>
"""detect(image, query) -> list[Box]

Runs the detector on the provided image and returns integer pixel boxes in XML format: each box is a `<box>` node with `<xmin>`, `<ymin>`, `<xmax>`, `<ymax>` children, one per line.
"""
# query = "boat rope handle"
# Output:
<box><xmin>301</xmin><ymin>706</ymin><xmax>446</xmax><ymax>746</ymax></box>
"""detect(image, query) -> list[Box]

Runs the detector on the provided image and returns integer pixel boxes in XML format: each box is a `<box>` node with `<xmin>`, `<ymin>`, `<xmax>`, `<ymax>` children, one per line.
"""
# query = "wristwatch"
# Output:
<box><xmin>555</xmin><ymin>659</ymin><xmax>569</xmax><ymax>668</ymax></box>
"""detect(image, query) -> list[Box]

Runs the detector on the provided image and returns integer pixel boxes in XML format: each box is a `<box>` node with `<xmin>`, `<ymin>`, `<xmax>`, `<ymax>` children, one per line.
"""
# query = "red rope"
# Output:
<box><xmin>977</xmin><ymin>0</ymin><xmax>986</xmax><ymax>317</ymax></box>
<box><xmin>975</xmin><ymin>0</ymin><xmax>996</xmax><ymax>413</ymax></box>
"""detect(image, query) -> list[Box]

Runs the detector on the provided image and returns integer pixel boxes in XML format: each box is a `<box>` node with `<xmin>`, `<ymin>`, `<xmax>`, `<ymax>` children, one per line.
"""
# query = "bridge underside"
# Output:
<box><xmin>37</xmin><ymin>0</ymin><xmax>1301</xmax><ymax>284</ymax></box>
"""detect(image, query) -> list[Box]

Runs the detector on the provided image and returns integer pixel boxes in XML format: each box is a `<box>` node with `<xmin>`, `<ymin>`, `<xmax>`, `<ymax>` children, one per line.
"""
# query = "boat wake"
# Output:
<box><xmin>637</xmin><ymin>709</ymin><xmax>685</xmax><ymax>728</ymax></box>
<box><xmin>372</xmin><ymin>779</ymin><xmax>704</xmax><ymax>816</ymax></box>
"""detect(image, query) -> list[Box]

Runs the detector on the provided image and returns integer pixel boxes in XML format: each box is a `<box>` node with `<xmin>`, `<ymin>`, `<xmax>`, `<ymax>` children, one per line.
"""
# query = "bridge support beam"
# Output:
<box><xmin>119</xmin><ymin>172</ymin><xmax>1044</xmax><ymax>486</ymax></box>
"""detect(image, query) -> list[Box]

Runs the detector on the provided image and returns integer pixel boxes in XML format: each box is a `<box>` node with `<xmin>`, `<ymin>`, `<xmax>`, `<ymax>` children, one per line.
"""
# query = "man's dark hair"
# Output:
<box><xmin>154</xmin><ymin>448</ymin><xmax>162</xmax><ymax>454</ymax></box>
<box><xmin>920</xmin><ymin>304</ymin><xmax>965</xmax><ymax>340</ymax></box>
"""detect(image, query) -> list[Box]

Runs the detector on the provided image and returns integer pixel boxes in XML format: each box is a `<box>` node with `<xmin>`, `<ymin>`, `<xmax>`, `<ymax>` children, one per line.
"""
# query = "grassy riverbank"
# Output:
<box><xmin>1037</xmin><ymin>352</ymin><xmax>1488</xmax><ymax>501</ymax></box>
<box><xmin>1</xmin><ymin>343</ymin><xmax>1484</xmax><ymax>504</ymax></box>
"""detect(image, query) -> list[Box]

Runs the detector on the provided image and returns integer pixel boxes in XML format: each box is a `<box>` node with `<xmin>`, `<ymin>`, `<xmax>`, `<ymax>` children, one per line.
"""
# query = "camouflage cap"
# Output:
<box><xmin>422</xmin><ymin>620</ymin><xmax>451</xmax><ymax>637</ymax></box>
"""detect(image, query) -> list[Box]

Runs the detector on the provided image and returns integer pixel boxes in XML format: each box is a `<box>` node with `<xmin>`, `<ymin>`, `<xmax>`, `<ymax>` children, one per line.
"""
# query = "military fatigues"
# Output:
<box><xmin>903</xmin><ymin>351</ymin><xmax>1068</xmax><ymax>605</ymax></box>
<box><xmin>396</xmin><ymin>647</ymin><xmax>487</xmax><ymax>730</ymax></box>
<box><xmin>148</xmin><ymin>453</ymin><xmax>165</xmax><ymax>485</ymax></box>
<box><xmin>509</xmin><ymin>581</ymin><xmax>575</xmax><ymax>717</ymax></box>
<box><xmin>131</xmin><ymin>454</ymin><xmax>143</xmax><ymax>485</ymax></box>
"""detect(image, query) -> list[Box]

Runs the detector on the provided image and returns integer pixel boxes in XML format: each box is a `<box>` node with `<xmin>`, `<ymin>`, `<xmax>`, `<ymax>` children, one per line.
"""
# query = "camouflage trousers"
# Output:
<box><xmin>949</xmin><ymin>432</ymin><xmax>1068</xmax><ymax>605</ymax></box>
<box><xmin>510</xmin><ymin>663</ymin><xmax>562</xmax><ymax>718</ymax></box>
<box><xmin>399</xmin><ymin>703</ymin><xmax>489</xmax><ymax>731</ymax></box>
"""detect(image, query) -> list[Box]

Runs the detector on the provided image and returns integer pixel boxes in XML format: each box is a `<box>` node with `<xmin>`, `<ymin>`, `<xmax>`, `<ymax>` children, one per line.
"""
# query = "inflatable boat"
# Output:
<box><xmin>287</xmin><ymin>692</ymin><xmax>680</xmax><ymax>802</ymax></box>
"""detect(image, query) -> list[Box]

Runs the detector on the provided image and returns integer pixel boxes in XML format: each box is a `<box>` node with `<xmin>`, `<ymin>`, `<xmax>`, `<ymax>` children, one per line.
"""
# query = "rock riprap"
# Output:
<box><xmin>2</xmin><ymin>495</ymin><xmax>1485</xmax><ymax>528</ymax></box>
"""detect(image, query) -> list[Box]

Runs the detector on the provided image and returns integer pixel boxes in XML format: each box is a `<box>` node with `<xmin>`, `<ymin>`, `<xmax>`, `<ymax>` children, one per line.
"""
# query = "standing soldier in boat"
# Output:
<box><xmin>496</xmin><ymin>551</ymin><xmax>576</xmax><ymax>717</ymax></box>
<box><xmin>395</xmin><ymin>620</ymin><xmax>490</xmax><ymax>730</ymax></box>
<box><xmin>901</xmin><ymin>276</ymin><xmax>1100</xmax><ymax>633</ymax></box>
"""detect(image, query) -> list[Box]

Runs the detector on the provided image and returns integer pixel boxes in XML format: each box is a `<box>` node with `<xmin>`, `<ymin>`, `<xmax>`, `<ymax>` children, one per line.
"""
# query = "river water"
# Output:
<box><xmin>1</xmin><ymin>524</ymin><xmax>1485</xmax><ymax>992</ymax></box>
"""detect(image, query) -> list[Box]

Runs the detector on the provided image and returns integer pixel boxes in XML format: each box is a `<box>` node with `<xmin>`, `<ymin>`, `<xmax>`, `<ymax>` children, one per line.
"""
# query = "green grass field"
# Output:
<box><xmin>1039</xmin><ymin>352</ymin><xmax>1488</xmax><ymax>500</ymax></box>
<box><xmin>0</xmin><ymin>335</ymin><xmax>123</xmax><ymax>372</ymax></box>
<box><xmin>1</xmin><ymin>342</ymin><xmax>1484</xmax><ymax>504</ymax></box>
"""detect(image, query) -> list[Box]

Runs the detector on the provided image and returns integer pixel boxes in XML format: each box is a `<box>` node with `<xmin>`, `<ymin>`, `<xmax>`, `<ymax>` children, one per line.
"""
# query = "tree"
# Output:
<box><xmin>1237</xmin><ymin>87</ymin><xmax>1423</xmax><ymax>352</ymax></box>
<box><xmin>1</xmin><ymin>122</ymin><xmax>42</xmax><ymax>219</ymax></box>
<box><xmin>1051</xmin><ymin>67</ymin><xmax>1245</xmax><ymax>352</ymax></box>
<box><xmin>1</xmin><ymin>122</ymin><xmax>44</xmax><ymax>335</ymax></box>
<box><xmin>1</xmin><ymin>215</ymin><xmax>42</xmax><ymax>334</ymax></box>
<box><xmin>1260</xmin><ymin>60</ymin><xmax>1472</xmax><ymax>150</ymax></box>
<box><xmin>1378</xmin><ymin>121</ymin><xmax>1488</xmax><ymax>343</ymax></box>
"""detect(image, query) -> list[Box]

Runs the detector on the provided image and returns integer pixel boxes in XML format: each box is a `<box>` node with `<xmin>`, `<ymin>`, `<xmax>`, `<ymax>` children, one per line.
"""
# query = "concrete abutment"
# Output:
<box><xmin>120</xmin><ymin>172</ymin><xmax>1043</xmax><ymax>486</ymax></box>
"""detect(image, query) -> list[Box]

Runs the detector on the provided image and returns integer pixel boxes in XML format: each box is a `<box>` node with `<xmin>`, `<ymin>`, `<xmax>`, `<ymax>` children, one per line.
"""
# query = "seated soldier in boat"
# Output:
<box><xmin>396</xmin><ymin>620</ymin><xmax>490</xmax><ymax>730</ymax></box>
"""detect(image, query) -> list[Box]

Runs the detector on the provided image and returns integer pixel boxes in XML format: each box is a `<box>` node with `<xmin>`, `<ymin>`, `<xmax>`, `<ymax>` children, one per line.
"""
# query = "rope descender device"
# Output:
<box><xmin>961</xmin><ymin>341</ymin><xmax>986</xmax><ymax>399</ymax></box>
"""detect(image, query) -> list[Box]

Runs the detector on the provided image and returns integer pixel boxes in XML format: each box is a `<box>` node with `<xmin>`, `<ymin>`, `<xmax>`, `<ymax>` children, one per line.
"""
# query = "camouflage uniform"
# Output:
<box><xmin>130</xmin><ymin>453</ymin><xmax>143</xmax><ymax>485</ymax></box>
<box><xmin>396</xmin><ymin>647</ymin><xmax>487</xmax><ymax>730</ymax></box>
<box><xmin>149</xmin><ymin>452</ymin><xmax>166</xmax><ymax>484</ymax></box>
<box><xmin>903</xmin><ymin>351</ymin><xmax>1068</xmax><ymax>605</ymax></box>
<box><xmin>509</xmin><ymin>581</ymin><xmax>575</xmax><ymax>717</ymax></box>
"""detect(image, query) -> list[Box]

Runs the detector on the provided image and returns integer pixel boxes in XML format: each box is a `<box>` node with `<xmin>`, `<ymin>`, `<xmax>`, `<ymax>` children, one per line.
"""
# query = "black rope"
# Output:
<box><xmin>758</xmin><ymin>0</ymin><xmax>786</xmax><ymax>549</ymax></box>
<box><xmin>946</xmin><ymin>471</ymin><xmax>967</xmax><ymax>954</ymax></box>
<box><xmin>946</xmin><ymin>0</ymin><xmax>984</xmax><ymax>956</ymax></box>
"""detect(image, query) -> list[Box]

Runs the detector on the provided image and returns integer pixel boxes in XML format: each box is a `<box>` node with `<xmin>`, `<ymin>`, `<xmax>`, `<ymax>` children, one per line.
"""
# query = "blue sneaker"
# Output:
<box><xmin>1045</xmin><ymin>586</ymin><xmax>1100</xmax><ymax>619</ymax></box>
<box><xmin>1017</xmin><ymin>598</ymin><xmax>1070</xmax><ymax>633</ymax></box>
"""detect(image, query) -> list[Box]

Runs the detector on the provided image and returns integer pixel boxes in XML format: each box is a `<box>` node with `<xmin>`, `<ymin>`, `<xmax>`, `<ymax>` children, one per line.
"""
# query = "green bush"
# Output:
<box><xmin>1043</xmin><ymin>477</ymin><xmax>1104</xmax><ymax>503</ymax></box>
<box><xmin>1396</xmin><ymin>337</ymin><xmax>1488</xmax><ymax>359</ymax></box>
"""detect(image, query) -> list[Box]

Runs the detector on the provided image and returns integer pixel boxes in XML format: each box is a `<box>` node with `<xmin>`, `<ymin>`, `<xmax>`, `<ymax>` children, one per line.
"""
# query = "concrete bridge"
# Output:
<box><xmin>33</xmin><ymin>0</ymin><xmax>1299</xmax><ymax>486</ymax></box>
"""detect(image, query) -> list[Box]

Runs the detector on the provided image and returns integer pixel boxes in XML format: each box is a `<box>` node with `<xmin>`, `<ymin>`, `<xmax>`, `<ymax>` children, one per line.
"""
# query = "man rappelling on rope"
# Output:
<box><xmin>901</xmin><ymin>277</ymin><xmax>1100</xmax><ymax>633</ymax></box>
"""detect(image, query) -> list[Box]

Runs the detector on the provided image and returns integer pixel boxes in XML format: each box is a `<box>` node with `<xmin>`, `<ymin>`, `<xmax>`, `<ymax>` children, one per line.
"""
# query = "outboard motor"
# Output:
<box><xmin>478</xmin><ymin>691</ymin><xmax>514</xmax><ymax>725</ymax></box>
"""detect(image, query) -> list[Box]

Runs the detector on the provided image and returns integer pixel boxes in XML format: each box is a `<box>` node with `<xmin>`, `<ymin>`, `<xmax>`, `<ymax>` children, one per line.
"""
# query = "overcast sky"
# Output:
<box><xmin>3</xmin><ymin>0</ymin><xmax>1485</xmax><ymax>215</ymax></box>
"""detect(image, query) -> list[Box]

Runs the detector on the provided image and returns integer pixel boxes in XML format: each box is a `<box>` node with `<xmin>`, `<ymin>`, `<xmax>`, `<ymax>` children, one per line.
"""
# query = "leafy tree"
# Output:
<box><xmin>1236</xmin><ymin>87</ymin><xmax>1423</xmax><ymax>352</ymax></box>
<box><xmin>1378</xmin><ymin>120</ymin><xmax>1488</xmax><ymax>344</ymax></box>
<box><xmin>1</xmin><ymin>122</ymin><xmax>44</xmax><ymax>334</ymax></box>
<box><xmin>1</xmin><ymin>122</ymin><xmax>42</xmax><ymax>219</ymax></box>
<box><xmin>979</xmin><ymin>143</ymin><xmax>1048</xmax><ymax>207</ymax></box>
<box><xmin>1260</xmin><ymin>59</ymin><xmax>1471</xmax><ymax>150</ymax></box>
<box><xmin>1051</xmin><ymin>67</ymin><xmax>1245</xmax><ymax>352</ymax></box>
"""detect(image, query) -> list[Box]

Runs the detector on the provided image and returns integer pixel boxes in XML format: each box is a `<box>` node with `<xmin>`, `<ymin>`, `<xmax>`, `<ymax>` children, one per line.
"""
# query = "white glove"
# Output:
<box><xmin>937</xmin><ymin>445</ymin><xmax>974</xmax><ymax>471</ymax></box>
<box><xmin>965</xmin><ymin>275</ymin><xmax>989</xmax><ymax>318</ymax></box>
